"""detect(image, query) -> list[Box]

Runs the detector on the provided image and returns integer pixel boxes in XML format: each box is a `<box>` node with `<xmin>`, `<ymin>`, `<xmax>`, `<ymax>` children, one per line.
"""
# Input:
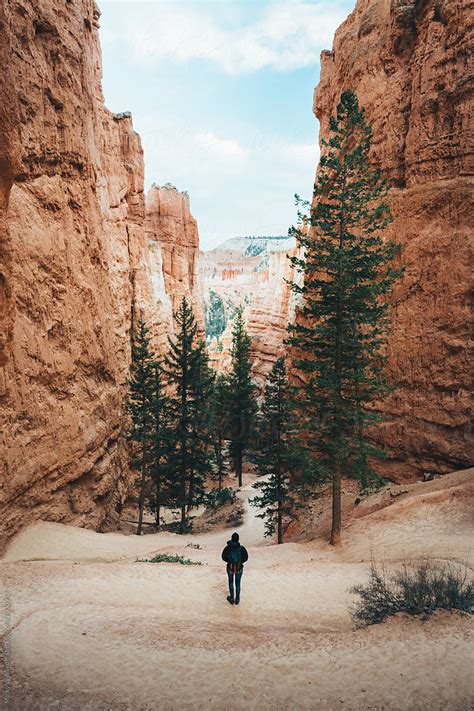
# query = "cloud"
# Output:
<box><xmin>104</xmin><ymin>2</ymin><xmax>347</xmax><ymax>74</ymax></box>
<box><xmin>136</xmin><ymin>117</ymin><xmax>319</xmax><ymax>248</ymax></box>
<box><xmin>195</xmin><ymin>132</ymin><xmax>249</xmax><ymax>160</ymax></box>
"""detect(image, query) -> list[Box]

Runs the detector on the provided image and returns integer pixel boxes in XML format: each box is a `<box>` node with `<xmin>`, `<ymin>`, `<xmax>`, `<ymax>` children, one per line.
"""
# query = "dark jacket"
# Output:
<box><xmin>221</xmin><ymin>540</ymin><xmax>248</xmax><ymax>572</ymax></box>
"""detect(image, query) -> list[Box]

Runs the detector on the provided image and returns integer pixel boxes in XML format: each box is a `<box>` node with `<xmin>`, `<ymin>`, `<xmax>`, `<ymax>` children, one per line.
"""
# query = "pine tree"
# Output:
<box><xmin>187</xmin><ymin>341</ymin><xmax>215</xmax><ymax>512</ymax></box>
<box><xmin>209</xmin><ymin>374</ymin><xmax>231</xmax><ymax>489</ymax></box>
<box><xmin>228</xmin><ymin>307</ymin><xmax>257</xmax><ymax>488</ymax></box>
<box><xmin>251</xmin><ymin>358</ymin><xmax>305</xmax><ymax>543</ymax></box>
<box><xmin>163</xmin><ymin>297</ymin><xmax>213</xmax><ymax>533</ymax></box>
<box><xmin>125</xmin><ymin>317</ymin><xmax>155</xmax><ymax>536</ymax></box>
<box><xmin>148</xmin><ymin>363</ymin><xmax>172</xmax><ymax>528</ymax></box>
<box><xmin>205</xmin><ymin>289</ymin><xmax>226</xmax><ymax>341</ymax></box>
<box><xmin>288</xmin><ymin>90</ymin><xmax>401</xmax><ymax>546</ymax></box>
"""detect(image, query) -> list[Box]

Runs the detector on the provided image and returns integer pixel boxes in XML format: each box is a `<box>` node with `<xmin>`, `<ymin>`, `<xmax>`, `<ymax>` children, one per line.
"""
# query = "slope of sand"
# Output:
<box><xmin>1</xmin><ymin>470</ymin><xmax>473</xmax><ymax>710</ymax></box>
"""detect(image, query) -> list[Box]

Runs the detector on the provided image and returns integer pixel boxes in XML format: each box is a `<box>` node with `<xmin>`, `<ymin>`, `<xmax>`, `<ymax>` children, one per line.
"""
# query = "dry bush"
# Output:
<box><xmin>351</xmin><ymin>559</ymin><xmax>473</xmax><ymax>626</ymax></box>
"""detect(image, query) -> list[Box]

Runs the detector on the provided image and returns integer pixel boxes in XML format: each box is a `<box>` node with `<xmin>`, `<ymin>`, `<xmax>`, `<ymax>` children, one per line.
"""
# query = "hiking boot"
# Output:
<box><xmin>235</xmin><ymin>597</ymin><xmax>240</xmax><ymax>605</ymax></box>
<box><xmin>227</xmin><ymin>595</ymin><xmax>234</xmax><ymax>605</ymax></box>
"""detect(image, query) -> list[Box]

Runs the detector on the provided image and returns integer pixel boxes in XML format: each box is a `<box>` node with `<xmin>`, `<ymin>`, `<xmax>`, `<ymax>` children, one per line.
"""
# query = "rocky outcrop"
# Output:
<box><xmin>311</xmin><ymin>0</ymin><xmax>473</xmax><ymax>481</ymax></box>
<box><xmin>205</xmin><ymin>237</ymin><xmax>302</xmax><ymax>385</ymax></box>
<box><xmin>146</xmin><ymin>184</ymin><xmax>205</xmax><ymax>344</ymax></box>
<box><xmin>0</xmin><ymin>1</ymin><xmax>203</xmax><ymax>549</ymax></box>
<box><xmin>245</xmin><ymin>241</ymin><xmax>303</xmax><ymax>385</ymax></box>
<box><xmin>0</xmin><ymin>0</ymin><xmax>144</xmax><ymax>548</ymax></box>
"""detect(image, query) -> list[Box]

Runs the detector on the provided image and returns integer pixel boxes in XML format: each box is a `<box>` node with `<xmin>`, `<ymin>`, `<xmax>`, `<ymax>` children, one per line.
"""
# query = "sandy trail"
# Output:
<box><xmin>1</xmin><ymin>470</ymin><xmax>473</xmax><ymax>710</ymax></box>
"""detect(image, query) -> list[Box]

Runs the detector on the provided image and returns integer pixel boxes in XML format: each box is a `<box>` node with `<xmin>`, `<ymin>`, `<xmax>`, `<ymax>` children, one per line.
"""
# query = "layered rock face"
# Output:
<box><xmin>204</xmin><ymin>237</ymin><xmax>302</xmax><ymax>385</ymax></box>
<box><xmin>0</xmin><ymin>1</ymin><xmax>203</xmax><ymax>548</ymax></box>
<box><xmin>145</xmin><ymin>185</ymin><xmax>205</xmax><ymax>345</ymax></box>
<box><xmin>0</xmin><ymin>0</ymin><xmax>144</xmax><ymax>548</ymax></box>
<box><xmin>312</xmin><ymin>0</ymin><xmax>473</xmax><ymax>480</ymax></box>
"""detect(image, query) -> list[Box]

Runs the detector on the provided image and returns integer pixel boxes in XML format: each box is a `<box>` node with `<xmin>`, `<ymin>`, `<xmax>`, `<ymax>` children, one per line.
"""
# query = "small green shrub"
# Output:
<box><xmin>204</xmin><ymin>487</ymin><xmax>236</xmax><ymax>510</ymax></box>
<box><xmin>351</xmin><ymin>559</ymin><xmax>473</xmax><ymax>626</ymax></box>
<box><xmin>137</xmin><ymin>553</ymin><xmax>202</xmax><ymax>565</ymax></box>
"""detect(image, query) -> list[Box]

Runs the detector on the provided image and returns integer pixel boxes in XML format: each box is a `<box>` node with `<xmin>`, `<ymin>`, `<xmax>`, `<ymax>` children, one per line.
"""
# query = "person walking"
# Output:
<box><xmin>221</xmin><ymin>532</ymin><xmax>248</xmax><ymax>605</ymax></box>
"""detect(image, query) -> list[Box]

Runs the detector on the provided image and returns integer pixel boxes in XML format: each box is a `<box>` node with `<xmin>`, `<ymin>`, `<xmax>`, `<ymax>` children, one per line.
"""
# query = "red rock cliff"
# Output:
<box><xmin>312</xmin><ymin>0</ymin><xmax>473</xmax><ymax>480</ymax></box>
<box><xmin>0</xmin><ymin>1</ymin><xmax>204</xmax><ymax>547</ymax></box>
<box><xmin>146</xmin><ymin>184</ymin><xmax>205</xmax><ymax>343</ymax></box>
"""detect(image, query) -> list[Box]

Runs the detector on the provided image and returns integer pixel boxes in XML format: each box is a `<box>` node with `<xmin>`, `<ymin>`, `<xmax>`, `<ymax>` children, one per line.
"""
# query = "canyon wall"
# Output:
<box><xmin>0</xmin><ymin>1</ymin><xmax>202</xmax><ymax>548</ymax></box>
<box><xmin>145</xmin><ymin>184</ymin><xmax>205</xmax><ymax>347</ymax></box>
<box><xmin>311</xmin><ymin>0</ymin><xmax>473</xmax><ymax>481</ymax></box>
<box><xmin>204</xmin><ymin>237</ymin><xmax>302</xmax><ymax>385</ymax></box>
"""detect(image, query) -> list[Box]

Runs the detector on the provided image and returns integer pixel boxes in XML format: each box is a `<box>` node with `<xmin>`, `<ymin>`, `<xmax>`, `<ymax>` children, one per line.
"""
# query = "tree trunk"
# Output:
<box><xmin>236</xmin><ymin>449</ymin><xmax>243</xmax><ymax>488</ymax></box>
<box><xmin>137</xmin><ymin>455</ymin><xmax>147</xmax><ymax>536</ymax></box>
<box><xmin>155</xmin><ymin>480</ymin><xmax>160</xmax><ymax>529</ymax></box>
<box><xmin>187</xmin><ymin>467</ymin><xmax>194</xmax><ymax>513</ymax></box>
<box><xmin>179</xmin><ymin>460</ymin><xmax>187</xmax><ymax>533</ymax></box>
<box><xmin>331</xmin><ymin>163</ymin><xmax>347</xmax><ymax>546</ymax></box>
<box><xmin>330</xmin><ymin>458</ymin><xmax>342</xmax><ymax>545</ymax></box>
<box><xmin>277</xmin><ymin>499</ymin><xmax>283</xmax><ymax>545</ymax></box>
<box><xmin>180</xmin><ymin>502</ymin><xmax>186</xmax><ymax>534</ymax></box>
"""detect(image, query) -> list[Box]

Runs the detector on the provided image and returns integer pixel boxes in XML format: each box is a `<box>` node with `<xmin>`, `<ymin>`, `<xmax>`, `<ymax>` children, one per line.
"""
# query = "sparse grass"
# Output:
<box><xmin>186</xmin><ymin>542</ymin><xmax>203</xmax><ymax>550</ymax></box>
<box><xmin>137</xmin><ymin>553</ymin><xmax>202</xmax><ymax>565</ymax></box>
<box><xmin>351</xmin><ymin>559</ymin><xmax>473</xmax><ymax>626</ymax></box>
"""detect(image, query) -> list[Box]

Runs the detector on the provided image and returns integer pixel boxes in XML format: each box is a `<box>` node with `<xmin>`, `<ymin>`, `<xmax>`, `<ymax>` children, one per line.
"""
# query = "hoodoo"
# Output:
<box><xmin>146</xmin><ymin>184</ymin><xmax>205</xmax><ymax>343</ymax></box>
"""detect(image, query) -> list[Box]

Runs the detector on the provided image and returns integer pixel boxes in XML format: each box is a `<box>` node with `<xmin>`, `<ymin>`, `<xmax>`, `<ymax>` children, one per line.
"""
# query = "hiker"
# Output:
<box><xmin>221</xmin><ymin>532</ymin><xmax>248</xmax><ymax>606</ymax></box>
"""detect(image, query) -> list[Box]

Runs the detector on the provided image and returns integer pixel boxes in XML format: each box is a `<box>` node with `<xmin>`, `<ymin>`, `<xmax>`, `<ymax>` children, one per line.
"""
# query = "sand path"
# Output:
<box><xmin>1</xmin><ymin>470</ymin><xmax>473</xmax><ymax>710</ymax></box>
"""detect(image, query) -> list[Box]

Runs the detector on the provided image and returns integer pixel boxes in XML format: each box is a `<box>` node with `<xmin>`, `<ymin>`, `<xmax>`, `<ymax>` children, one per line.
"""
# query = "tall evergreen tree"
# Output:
<box><xmin>288</xmin><ymin>90</ymin><xmax>401</xmax><ymax>546</ymax></box>
<box><xmin>148</xmin><ymin>363</ymin><xmax>172</xmax><ymax>528</ymax></box>
<box><xmin>187</xmin><ymin>341</ymin><xmax>215</xmax><ymax>512</ymax></box>
<box><xmin>164</xmin><ymin>297</ymin><xmax>212</xmax><ymax>533</ymax></box>
<box><xmin>205</xmin><ymin>289</ymin><xmax>227</xmax><ymax>341</ymax></box>
<box><xmin>125</xmin><ymin>317</ymin><xmax>155</xmax><ymax>536</ymax></box>
<box><xmin>251</xmin><ymin>358</ymin><xmax>305</xmax><ymax>543</ymax></box>
<box><xmin>228</xmin><ymin>307</ymin><xmax>257</xmax><ymax>488</ymax></box>
<box><xmin>209</xmin><ymin>373</ymin><xmax>230</xmax><ymax>489</ymax></box>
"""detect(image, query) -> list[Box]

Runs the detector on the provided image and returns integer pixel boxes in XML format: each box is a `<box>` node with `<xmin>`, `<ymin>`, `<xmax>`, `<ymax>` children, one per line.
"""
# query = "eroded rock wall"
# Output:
<box><xmin>0</xmin><ymin>0</ymin><xmax>143</xmax><ymax>547</ymax></box>
<box><xmin>0</xmin><ymin>1</ymin><xmax>204</xmax><ymax>548</ymax></box>
<box><xmin>205</xmin><ymin>238</ymin><xmax>302</xmax><ymax>386</ymax></box>
<box><xmin>145</xmin><ymin>185</ymin><xmax>205</xmax><ymax>346</ymax></box>
<box><xmin>312</xmin><ymin>0</ymin><xmax>473</xmax><ymax>480</ymax></box>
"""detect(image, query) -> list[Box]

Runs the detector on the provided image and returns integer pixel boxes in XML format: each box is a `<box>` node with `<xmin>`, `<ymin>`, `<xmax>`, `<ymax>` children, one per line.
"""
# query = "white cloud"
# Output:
<box><xmin>105</xmin><ymin>2</ymin><xmax>347</xmax><ymax>74</ymax></box>
<box><xmin>195</xmin><ymin>132</ymin><xmax>248</xmax><ymax>160</ymax></box>
<box><xmin>135</xmin><ymin>117</ymin><xmax>319</xmax><ymax>248</ymax></box>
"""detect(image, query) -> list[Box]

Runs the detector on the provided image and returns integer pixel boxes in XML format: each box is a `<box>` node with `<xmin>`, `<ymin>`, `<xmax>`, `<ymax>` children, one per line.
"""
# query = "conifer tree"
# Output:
<box><xmin>209</xmin><ymin>374</ymin><xmax>231</xmax><ymax>489</ymax></box>
<box><xmin>251</xmin><ymin>358</ymin><xmax>305</xmax><ymax>543</ymax></box>
<box><xmin>187</xmin><ymin>341</ymin><xmax>215</xmax><ymax>512</ymax></box>
<box><xmin>164</xmin><ymin>298</ymin><xmax>212</xmax><ymax>533</ymax></box>
<box><xmin>126</xmin><ymin>317</ymin><xmax>155</xmax><ymax>536</ymax></box>
<box><xmin>228</xmin><ymin>307</ymin><xmax>257</xmax><ymax>488</ymax></box>
<box><xmin>288</xmin><ymin>90</ymin><xmax>401</xmax><ymax>546</ymax></box>
<box><xmin>148</xmin><ymin>363</ymin><xmax>172</xmax><ymax>528</ymax></box>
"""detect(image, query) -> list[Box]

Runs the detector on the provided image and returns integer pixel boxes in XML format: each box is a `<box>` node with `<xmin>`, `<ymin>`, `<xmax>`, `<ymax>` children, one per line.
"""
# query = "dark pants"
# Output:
<box><xmin>227</xmin><ymin>570</ymin><xmax>243</xmax><ymax>600</ymax></box>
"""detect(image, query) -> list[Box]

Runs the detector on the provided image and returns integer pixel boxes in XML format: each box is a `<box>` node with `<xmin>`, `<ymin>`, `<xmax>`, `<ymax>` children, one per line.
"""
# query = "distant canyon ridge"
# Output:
<box><xmin>0</xmin><ymin>0</ymin><xmax>471</xmax><ymax>548</ymax></box>
<box><xmin>203</xmin><ymin>235</ymin><xmax>302</xmax><ymax>386</ymax></box>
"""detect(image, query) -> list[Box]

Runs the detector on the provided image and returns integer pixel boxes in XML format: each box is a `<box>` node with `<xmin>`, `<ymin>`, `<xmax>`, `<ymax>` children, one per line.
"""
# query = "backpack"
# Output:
<box><xmin>228</xmin><ymin>545</ymin><xmax>242</xmax><ymax>573</ymax></box>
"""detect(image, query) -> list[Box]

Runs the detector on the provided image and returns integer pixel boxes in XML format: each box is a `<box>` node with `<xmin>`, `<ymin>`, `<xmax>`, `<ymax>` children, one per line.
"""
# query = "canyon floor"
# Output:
<box><xmin>1</xmin><ymin>470</ymin><xmax>473</xmax><ymax>711</ymax></box>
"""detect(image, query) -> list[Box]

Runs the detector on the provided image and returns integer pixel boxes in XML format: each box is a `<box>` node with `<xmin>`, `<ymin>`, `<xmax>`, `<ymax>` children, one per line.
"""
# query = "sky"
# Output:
<box><xmin>98</xmin><ymin>0</ymin><xmax>355</xmax><ymax>250</ymax></box>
